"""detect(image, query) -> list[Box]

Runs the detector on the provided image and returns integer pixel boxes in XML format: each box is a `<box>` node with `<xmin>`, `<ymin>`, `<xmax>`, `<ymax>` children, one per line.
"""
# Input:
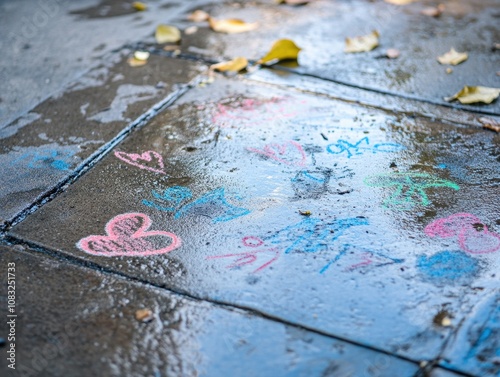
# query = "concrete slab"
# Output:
<box><xmin>0</xmin><ymin>0</ymin><xmax>224</xmax><ymax>129</ymax></box>
<box><xmin>9</xmin><ymin>77</ymin><xmax>500</xmax><ymax>364</ymax></box>
<box><xmin>164</xmin><ymin>0</ymin><xmax>500</xmax><ymax>114</ymax></box>
<box><xmin>0</xmin><ymin>245</ymin><xmax>420</xmax><ymax>376</ymax></box>
<box><xmin>440</xmin><ymin>292</ymin><xmax>500</xmax><ymax>377</ymax></box>
<box><xmin>0</xmin><ymin>51</ymin><xmax>204</xmax><ymax>225</ymax></box>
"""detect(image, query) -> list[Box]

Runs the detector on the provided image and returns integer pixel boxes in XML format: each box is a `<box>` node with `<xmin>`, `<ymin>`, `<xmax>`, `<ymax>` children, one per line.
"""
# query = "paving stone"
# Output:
<box><xmin>0</xmin><ymin>51</ymin><xmax>205</xmax><ymax>225</ymax></box>
<box><xmin>9</xmin><ymin>77</ymin><xmax>500</xmax><ymax>363</ymax></box>
<box><xmin>165</xmin><ymin>0</ymin><xmax>500</xmax><ymax>114</ymax></box>
<box><xmin>0</xmin><ymin>245</ymin><xmax>420</xmax><ymax>376</ymax></box>
<box><xmin>440</xmin><ymin>292</ymin><xmax>500</xmax><ymax>377</ymax></box>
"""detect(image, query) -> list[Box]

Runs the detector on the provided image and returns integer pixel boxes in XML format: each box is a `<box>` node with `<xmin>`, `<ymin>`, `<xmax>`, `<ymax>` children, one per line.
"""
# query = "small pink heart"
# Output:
<box><xmin>247</xmin><ymin>141</ymin><xmax>307</xmax><ymax>167</ymax></box>
<box><xmin>459</xmin><ymin>226</ymin><xmax>500</xmax><ymax>254</ymax></box>
<box><xmin>114</xmin><ymin>150</ymin><xmax>165</xmax><ymax>174</ymax></box>
<box><xmin>77</xmin><ymin>213</ymin><xmax>181</xmax><ymax>257</ymax></box>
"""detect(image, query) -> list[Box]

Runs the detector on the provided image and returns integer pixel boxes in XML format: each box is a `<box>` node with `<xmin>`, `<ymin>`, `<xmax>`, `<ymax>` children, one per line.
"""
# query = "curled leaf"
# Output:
<box><xmin>345</xmin><ymin>30</ymin><xmax>379</xmax><ymax>53</ymax></box>
<box><xmin>208</xmin><ymin>17</ymin><xmax>258</xmax><ymax>33</ymax></box>
<box><xmin>445</xmin><ymin>86</ymin><xmax>500</xmax><ymax>104</ymax></box>
<box><xmin>437</xmin><ymin>48</ymin><xmax>468</xmax><ymax>65</ymax></box>
<box><xmin>132</xmin><ymin>2</ymin><xmax>147</xmax><ymax>11</ymax></box>
<box><xmin>258</xmin><ymin>39</ymin><xmax>302</xmax><ymax>65</ymax></box>
<box><xmin>479</xmin><ymin>117</ymin><xmax>500</xmax><ymax>133</ymax></box>
<box><xmin>210</xmin><ymin>57</ymin><xmax>248</xmax><ymax>72</ymax></box>
<box><xmin>155</xmin><ymin>24</ymin><xmax>181</xmax><ymax>44</ymax></box>
<box><xmin>384</xmin><ymin>0</ymin><xmax>415</xmax><ymax>4</ymax></box>
<box><xmin>188</xmin><ymin>10</ymin><xmax>210</xmax><ymax>22</ymax></box>
<box><xmin>421</xmin><ymin>4</ymin><xmax>445</xmax><ymax>17</ymax></box>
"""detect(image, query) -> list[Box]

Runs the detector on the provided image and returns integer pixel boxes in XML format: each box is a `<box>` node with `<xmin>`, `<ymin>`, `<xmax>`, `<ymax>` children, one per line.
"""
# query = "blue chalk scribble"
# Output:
<box><xmin>326</xmin><ymin>137</ymin><xmax>404</xmax><ymax>158</ymax></box>
<box><xmin>417</xmin><ymin>250</ymin><xmax>479</xmax><ymax>283</ymax></box>
<box><xmin>12</xmin><ymin>149</ymin><xmax>74</xmax><ymax>171</ymax></box>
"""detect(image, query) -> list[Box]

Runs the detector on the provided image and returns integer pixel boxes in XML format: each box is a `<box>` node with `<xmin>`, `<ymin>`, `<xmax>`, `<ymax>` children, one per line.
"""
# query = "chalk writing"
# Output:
<box><xmin>363</xmin><ymin>172</ymin><xmax>459</xmax><ymax>209</ymax></box>
<box><xmin>143</xmin><ymin>186</ymin><xmax>250</xmax><ymax>223</ymax></box>
<box><xmin>326</xmin><ymin>137</ymin><xmax>404</xmax><ymax>158</ymax></box>
<box><xmin>210</xmin><ymin>97</ymin><xmax>298</xmax><ymax>128</ymax></box>
<box><xmin>417</xmin><ymin>250</ymin><xmax>479</xmax><ymax>283</ymax></box>
<box><xmin>77</xmin><ymin>213</ymin><xmax>181</xmax><ymax>257</ymax></box>
<box><xmin>247</xmin><ymin>141</ymin><xmax>307</xmax><ymax>167</ymax></box>
<box><xmin>206</xmin><ymin>236</ymin><xmax>280</xmax><ymax>273</ymax></box>
<box><xmin>425</xmin><ymin>213</ymin><xmax>500</xmax><ymax>254</ymax></box>
<box><xmin>114</xmin><ymin>150</ymin><xmax>166</xmax><ymax>174</ymax></box>
<box><xmin>291</xmin><ymin>167</ymin><xmax>354</xmax><ymax>200</ymax></box>
<box><xmin>320</xmin><ymin>244</ymin><xmax>404</xmax><ymax>274</ymax></box>
<box><xmin>12</xmin><ymin>150</ymin><xmax>74</xmax><ymax>171</ymax></box>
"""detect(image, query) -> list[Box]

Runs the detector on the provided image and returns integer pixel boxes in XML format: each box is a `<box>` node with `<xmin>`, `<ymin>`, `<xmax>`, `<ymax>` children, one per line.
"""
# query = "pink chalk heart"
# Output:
<box><xmin>114</xmin><ymin>150</ymin><xmax>165</xmax><ymax>174</ymax></box>
<box><xmin>424</xmin><ymin>213</ymin><xmax>481</xmax><ymax>238</ymax></box>
<box><xmin>247</xmin><ymin>141</ymin><xmax>307</xmax><ymax>167</ymax></box>
<box><xmin>459</xmin><ymin>226</ymin><xmax>500</xmax><ymax>254</ymax></box>
<box><xmin>77</xmin><ymin>213</ymin><xmax>181</xmax><ymax>257</ymax></box>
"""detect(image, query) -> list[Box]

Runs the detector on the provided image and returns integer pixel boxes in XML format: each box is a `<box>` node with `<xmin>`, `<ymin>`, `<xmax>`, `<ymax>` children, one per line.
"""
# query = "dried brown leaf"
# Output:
<box><xmin>345</xmin><ymin>30</ymin><xmax>379</xmax><ymax>53</ymax></box>
<box><xmin>437</xmin><ymin>48</ymin><xmax>468</xmax><ymax>65</ymax></box>
<box><xmin>210</xmin><ymin>57</ymin><xmax>248</xmax><ymax>72</ymax></box>
<box><xmin>421</xmin><ymin>4</ymin><xmax>445</xmax><ymax>17</ymax></box>
<box><xmin>479</xmin><ymin>117</ymin><xmax>500</xmax><ymax>132</ymax></box>
<box><xmin>445</xmin><ymin>86</ymin><xmax>500</xmax><ymax>104</ymax></box>
<box><xmin>188</xmin><ymin>10</ymin><xmax>210</xmax><ymax>22</ymax></box>
<box><xmin>208</xmin><ymin>17</ymin><xmax>258</xmax><ymax>33</ymax></box>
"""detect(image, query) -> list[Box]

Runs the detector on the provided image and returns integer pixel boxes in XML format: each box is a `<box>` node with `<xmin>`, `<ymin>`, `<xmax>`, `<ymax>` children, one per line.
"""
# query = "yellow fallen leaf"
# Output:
<box><xmin>155</xmin><ymin>24</ymin><xmax>181</xmax><ymax>44</ymax></box>
<box><xmin>208</xmin><ymin>17</ymin><xmax>258</xmax><ymax>33</ymax></box>
<box><xmin>445</xmin><ymin>86</ymin><xmax>500</xmax><ymax>104</ymax></box>
<box><xmin>133</xmin><ymin>51</ymin><xmax>150</xmax><ymax>61</ymax></box>
<box><xmin>384</xmin><ymin>0</ymin><xmax>415</xmax><ymax>4</ymax></box>
<box><xmin>188</xmin><ymin>10</ymin><xmax>210</xmax><ymax>22</ymax></box>
<box><xmin>132</xmin><ymin>2</ymin><xmax>147</xmax><ymax>11</ymax></box>
<box><xmin>210</xmin><ymin>57</ymin><xmax>248</xmax><ymax>72</ymax></box>
<box><xmin>127</xmin><ymin>57</ymin><xmax>147</xmax><ymax>67</ymax></box>
<box><xmin>345</xmin><ymin>30</ymin><xmax>379</xmax><ymax>53</ymax></box>
<box><xmin>479</xmin><ymin>117</ymin><xmax>500</xmax><ymax>133</ymax></box>
<box><xmin>437</xmin><ymin>48</ymin><xmax>468</xmax><ymax>65</ymax></box>
<box><xmin>258</xmin><ymin>39</ymin><xmax>302</xmax><ymax>65</ymax></box>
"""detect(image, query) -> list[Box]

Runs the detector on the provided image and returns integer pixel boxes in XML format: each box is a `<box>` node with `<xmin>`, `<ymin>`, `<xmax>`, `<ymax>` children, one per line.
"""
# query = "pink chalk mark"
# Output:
<box><xmin>114</xmin><ymin>150</ymin><xmax>166</xmax><ymax>175</ymax></box>
<box><xmin>425</xmin><ymin>212</ymin><xmax>500</xmax><ymax>254</ymax></box>
<box><xmin>346</xmin><ymin>253</ymin><xmax>373</xmax><ymax>271</ymax></box>
<box><xmin>247</xmin><ymin>141</ymin><xmax>307</xmax><ymax>167</ymax></box>
<box><xmin>77</xmin><ymin>213</ymin><xmax>181</xmax><ymax>257</ymax></box>
<box><xmin>207</xmin><ymin>237</ymin><xmax>279</xmax><ymax>272</ymax></box>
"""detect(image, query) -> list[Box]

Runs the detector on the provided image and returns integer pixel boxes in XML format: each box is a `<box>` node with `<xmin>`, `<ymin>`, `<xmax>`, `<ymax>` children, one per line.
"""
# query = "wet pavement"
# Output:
<box><xmin>1</xmin><ymin>0</ymin><xmax>499</xmax><ymax>376</ymax></box>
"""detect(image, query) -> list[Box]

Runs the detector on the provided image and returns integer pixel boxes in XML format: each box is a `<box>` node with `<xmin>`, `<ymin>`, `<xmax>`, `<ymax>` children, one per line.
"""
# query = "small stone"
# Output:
<box><xmin>135</xmin><ymin>308</ymin><xmax>154</xmax><ymax>323</ymax></box>
<box><xmin>446</xmin><ymin>67</ymin><xmax>453</xmax><ymax>74</ymax></box>
<box><xmin>386</xmin><ymin>48</ymin><xmax>400</xmax><ymax>59</ymax></box>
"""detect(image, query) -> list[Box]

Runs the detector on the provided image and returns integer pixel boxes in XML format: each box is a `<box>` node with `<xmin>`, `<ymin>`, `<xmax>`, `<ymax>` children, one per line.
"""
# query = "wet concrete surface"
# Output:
<box><xmin>1</xmin><ymin>0</ymin><xmax>500</xmax><ymax>376</ymax></box>
<box><xmin>0</xmin><ymin>51</ymin><xmax>205</xmax><ymax>225</ymax></box>
<box><xmin>0</xmin><ymin>245</ymin><xmax>422</xmax><ymax>376</ymax></box>
<box><xmin>8</xmin><ymin>77</ymin><xmax>500</xmax><ymax>372</ymax></box>
<box><xmin>155</xmin><ymin>0</ymin><xmax>500</xmax><ymax>115</ymax></box>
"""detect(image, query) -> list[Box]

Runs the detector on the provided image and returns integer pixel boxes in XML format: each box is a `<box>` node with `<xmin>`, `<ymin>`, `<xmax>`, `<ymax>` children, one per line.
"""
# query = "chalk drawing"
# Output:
<box><xmin>247</xmin><ymin>141</ymin><xmax>307</xmax><ymax>167</ymax></box>
<box><xmin>210</xmin><ymin>97</ymin><xmax>298</xmax><ymax>128</ymax></box>
<box><xmin>326</xmin><ymin>137</ymin><xmax>404</xmax><ymax>158</ymax></box>
<box><xmin>114</xmin><ymin>150</ymin><xmax>166</xmax><ymax>174</ymax></box>
<box><xmin>291</xmin><ymin>167</ymin><xmax>354</xmax><ymax>200</ymax></box>
<box><xmin>206</xmin><ymin>236</ymin><xmax>280</xmax><ymax>273</ymax></box>
<box><xmin>425</xmin><ymin>213</ymin><xmax>500</xmax><ymax>254</ymax></box>
<box><xmin>143</xmin><ymin>186</ymin><xmax>250</xmax><ymax>223</ymax></box>
<box><xmin>364</xmin><ymin>172</ymin><xmax>459</xmax><ymax>209</ymax></box>
<box><xmin>12</xmin><ymin>149</ymin><xmax>74</xmax><ymax>171</ymax></box>
<box><xmin>77</xmin><ymin>213</ymin><xmax>181</xmax><ymax>257</ymax></box>
<box><xmin>320</xmin><ymin>244</ymin><xmax>404</xmax><ymax>274</ymax></box>
<box><xmin>417</xmin><ymin>250</ymin><xmax>479</xmax><ymax>283</ymax></box>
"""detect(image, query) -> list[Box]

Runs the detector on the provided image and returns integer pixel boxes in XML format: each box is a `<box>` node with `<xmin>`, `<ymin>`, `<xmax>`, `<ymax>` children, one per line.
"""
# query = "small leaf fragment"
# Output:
<box><xmin>384</xmin><ymin>0</ymin><xmax>415</xmax><ymax>4</ymax></box>
<box><xmin>386</xmin><ymin>48</ymin><xmax>400</xmax><ymax>59</ymax></box>
<box><xmin>133</xmin><ymin>51</ymin><xmax>150</xmax><ymax>61</ymax></box>
<box><xmin>479</xmin><ymin>117</ymin><xmax>500</xmax><ymax>133</ymax></box>
<box><xmin>345</xmin><ymin>30</ymin><xmax>379</xmax><ymax>53</ymax></box>
<box><xmin>132</xmin><ymin>2</ymin><xmax>147</xmax><ymax>11</ymax></box>
<box><xmin>185</xmin><ymin>26</ymin><xmax>198</xmax><ymax>35</ymax></box>
<box><xmin>299</xmin><ymin>210</ymin><xmax>312</xmax><ymax>216</ymax></box>
<box><xmin>155</xmin><ymin>24</ymin><xmax>181</xmax><ymax>44</ymax></box>
<box><xmin>210</xmin><ymin>57</ymin><xmax>248</xmax><ymax>72</ymax></box>
<box><xmin>445</xmin><ymin>86</ymin><xmax>500</xmax><ymax>104</ymax></box>
<box><xmin>188</xmin><ymin>10</ymin><xmax>210</xmax><ymax>22</ymax></box>
<box><xmin>446</xmin><ymin>67</ymin><xmax>453</xmax><ymax>74</ymax></box>
<box><xmin>258</xmin><ymin>39</ymin><xmax>302</xmax><ymax>65</ymax></box>
<box><xmin>437</xmin><ymin>48</ymin><xmax>468</xmax><ymax>65</ymax></box>
<box><xmin>208</xmin><ymin>17</ymin><xmax>258</xmax><ymax>33</ymax></box>
<box><xmin>135</xmin><ymin>308</ymin><xmax>154</xmax><ymax>323</ymax></box>
<box><xmin>421</xmin><ymin>4</ymin><xmax>445</xmax><ymax>17</ymax></box>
